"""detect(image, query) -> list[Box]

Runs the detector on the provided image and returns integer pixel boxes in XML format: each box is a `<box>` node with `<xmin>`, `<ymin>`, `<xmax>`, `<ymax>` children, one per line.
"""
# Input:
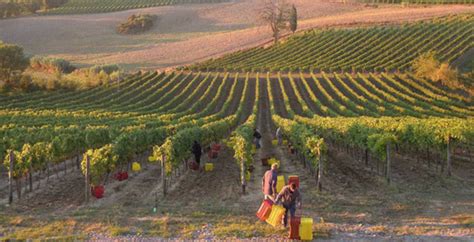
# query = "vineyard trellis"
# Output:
<box><xmin>1</xmin><ymin>70</ymin><xmax>472</xmax><ymax>204</ymax></box>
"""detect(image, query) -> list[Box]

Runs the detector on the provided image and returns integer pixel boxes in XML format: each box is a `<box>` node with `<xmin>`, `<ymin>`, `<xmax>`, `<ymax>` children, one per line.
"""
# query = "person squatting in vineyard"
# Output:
<box><xmin>276</xmin><ymin>127</ymin><xmax>282</xmax><ymax>145</ymax></box>
<box><xmin>262</xmin><ymin>163</ymin><xmax>278</xmax><ymax>200</ymax></box>
<box><xmin>253</xmin><ymin>128</ymin><xmax>262</xmax><ymax>149</ymax></box>
<box><xmin>192</xmin><ymin>140</ymin><xmax>202</xmax><ymax>168</ymax></box>
<box><xmin>275</xmin><ymin>182</ymin><xmax>302</xmax><ymax>227</ymax></box>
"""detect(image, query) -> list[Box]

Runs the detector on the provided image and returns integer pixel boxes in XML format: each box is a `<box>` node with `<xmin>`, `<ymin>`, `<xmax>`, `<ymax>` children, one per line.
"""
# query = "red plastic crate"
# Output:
<box><xmin>256</xmin><ymin>199</ymin><xmax>273</xmax><ymax>221</ymax></box>
<box><xmin>288</xmin><ymin>176</ymin><xmax>300</xmax><ymax>188</ymax></box>
<box><xmin>91</xmin><ymin>185</ymin><xmax>104</xmax><ymax>198</ymax></box>
<box><xmin>289</xmin><ymin>216</ymin><xmax>301</xmax><ymax>240</ymax></box>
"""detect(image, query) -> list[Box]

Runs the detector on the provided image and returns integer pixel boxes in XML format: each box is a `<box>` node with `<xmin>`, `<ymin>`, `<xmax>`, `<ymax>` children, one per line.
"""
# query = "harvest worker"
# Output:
<box><xmin>253</xmin><ymin>128</ymin><xmax>262</xmax><ymax>149</ymax></box>
<box><xmin>191</xmin><ymin>140</ymin><xmax>202</xmax><ymax>167</ymax></box>
<box><xmin>275</xmin><ymin>182</ymin><xmax>302</xmax><ymax>227</ymax></box>
<box><xmin>276</xmin><ymin>127</ymin><xmax>282</xmax><ymax>145</ymax></box>
<box><xmin>262</xmin><ymin>163</ymin><xmax>278</xmax><ymax>201</ymax></box>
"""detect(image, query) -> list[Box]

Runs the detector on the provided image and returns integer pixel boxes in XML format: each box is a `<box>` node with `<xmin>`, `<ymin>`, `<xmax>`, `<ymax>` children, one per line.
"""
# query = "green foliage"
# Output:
<box><xmin>117</xmin><ymin>14</ymin><xmax>157</xmax><ymax>35</ymax></box>
<box><xmin>0</xmin><ymin>0</ymin><xmax>67</xmax><ymax>18</ymax></box>
<box><xmin>0</xmin><ymin>42</ymin><xmax>29</xmax><ymax>89</ymax></box>
<box><xmin>81</xmin><ymin>144</ymin><xmax>118</xmax><ymax>185</ymax></box>
<box><xmin>192</xmin><ymin>15</ymin><xmax>473</xmax><ymax>72</ymax></box>
<box><xmin>3</xmin><ymin>150</ymin><xmax>23</xmax><ymax>178</ymax></box>
<box><xmin>273</xmin><ymin>115</ymin><xmax>326</xmax><ymax>170</ymax></box>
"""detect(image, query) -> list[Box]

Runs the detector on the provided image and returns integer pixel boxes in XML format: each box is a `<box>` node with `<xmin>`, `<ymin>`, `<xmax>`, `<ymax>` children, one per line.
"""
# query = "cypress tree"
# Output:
<box><xmin>289</xmin><ymin>4</ymin><xmax>297</xmax><ymax>34</ymax></box>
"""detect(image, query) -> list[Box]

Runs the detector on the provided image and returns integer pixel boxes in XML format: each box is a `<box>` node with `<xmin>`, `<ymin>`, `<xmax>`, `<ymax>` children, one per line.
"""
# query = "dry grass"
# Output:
<box><xmin>0</xmin><ymin>0</ymin><xmax>472</xmax><ymax>70</ymax></box>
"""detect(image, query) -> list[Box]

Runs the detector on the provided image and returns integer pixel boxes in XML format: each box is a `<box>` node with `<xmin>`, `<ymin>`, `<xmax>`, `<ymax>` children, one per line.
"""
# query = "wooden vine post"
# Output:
<box><xmin>29</xmin><ymin>161</ymin><xmax>33</xmax><ymax>192</ymax></box>
<box><xmin>446</xmin><ymin>136</ymin><xmax>451</xmax><ymax>177</ymax></box>
<box><xmin>8</xmin><ymin>150</ymin><xmax>14</xmax><ymax>204</ymax></box>
<box><xmin>317</xmin><ymin>155</ymin><xmax>322</xmax><ymax>192</ymax></box>
<box><xmin>161</xmin><ymin>155</ymin><xmax>167</xmax><ymax>196</ymax></box>
<box><xmin>241</xmin><ymin>160</ymin><xmax>246</xmax><ymax>194</ymax></box>
<box><xmin>84</xmin><ymin>155</ymin><xmax>90</xmax><ymax>203</ymax></box>
<box><xmin>386</xmin><ymin>142</ymin><xmax>391</xmax><ymax>184</ymax></box>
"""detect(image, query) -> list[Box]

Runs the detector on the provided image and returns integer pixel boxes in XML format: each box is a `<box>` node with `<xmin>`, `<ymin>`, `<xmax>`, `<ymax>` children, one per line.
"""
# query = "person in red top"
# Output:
<box><xmin>262</xmin><ymin>163</ymin><xmax>278</xmax><ymax>200</ymax></box>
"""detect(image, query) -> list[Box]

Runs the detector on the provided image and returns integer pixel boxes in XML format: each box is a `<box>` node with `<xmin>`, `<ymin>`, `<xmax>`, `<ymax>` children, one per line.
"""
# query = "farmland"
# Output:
<box><xmin>44</xmin><ymin>0</ymin><xmax>229</xmax><ymax>15</ymax></box>
<box><xmin>0</xmin><ymin>0</ymin><xmax>473</xmax><ymax>240</ymax></box>
<box><xmin>191</xmin><ymin>15</ymin><xmax>474</xmax><ymax>72</ymax></box>
<box><xmin>1</xmin><ymin>70</ymin><xmax>473</xmax><ymax>239</ymax></box>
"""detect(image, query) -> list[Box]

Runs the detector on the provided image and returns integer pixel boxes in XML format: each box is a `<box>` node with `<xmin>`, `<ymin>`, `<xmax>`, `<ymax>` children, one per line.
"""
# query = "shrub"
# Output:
<box><xmin>117</xmin><ymin>14</ymin><xmax>157</xmax><ymax>35</ymax></box>
<box><xmin>30</xmin><ymin>56</ymin><xmax>76</xmax><ymax>74</ymax></box>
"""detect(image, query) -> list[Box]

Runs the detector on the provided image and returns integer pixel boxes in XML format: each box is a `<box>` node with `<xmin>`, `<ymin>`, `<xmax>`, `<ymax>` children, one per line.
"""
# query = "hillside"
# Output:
<box><xmin>0</xmin><ymin>1</ymin><xmax>473</xmax><ymax>70</ymax></box>
<box><xmin>1</xmin><ymin>71</ymin><xmax>473</xmax><ymax>239</ymax></box>
<box><xmin>191</xmin><ymin>15</ymin><xmax>474</xmax><ymax>72</ymax></box>
<box><xmin>1</xmin><ymin>0</ymin><xmax>474</xmax><ymax>240</ymax></box>
<box><xmin>44</xmin><ymin>0</ymin><xmax>228</xmax><ymax>15</ymax></box>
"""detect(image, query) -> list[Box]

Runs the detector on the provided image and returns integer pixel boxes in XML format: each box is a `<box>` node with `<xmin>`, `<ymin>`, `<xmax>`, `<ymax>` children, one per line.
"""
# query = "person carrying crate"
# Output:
<box><xmin>262</xmin><ymin>163</ymin><xmax>278</xmax><ymax>200</ymax></box>
<box><xmin>275</xmin><ymin>182</ymin><xmax>302</xmax><ymax>227</ymax></box>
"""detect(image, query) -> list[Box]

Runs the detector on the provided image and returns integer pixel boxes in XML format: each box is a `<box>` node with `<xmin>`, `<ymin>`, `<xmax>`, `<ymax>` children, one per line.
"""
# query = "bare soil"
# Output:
<box><xmin>0</xmin><ymin>1</ymin><xmax>472</xmax><ymax>70</ymax></box>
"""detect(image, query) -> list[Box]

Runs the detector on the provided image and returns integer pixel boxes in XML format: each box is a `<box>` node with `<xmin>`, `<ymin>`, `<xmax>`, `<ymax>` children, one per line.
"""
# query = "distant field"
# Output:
<box><xmin>44</xmin><ymin>0</ymin><xmax>228</xmax><ymax>15</ymax></box>
<box><xmin>191</xmin><ymin>15</ymin><xmax>474</xmax><ymax>72</ymax></box>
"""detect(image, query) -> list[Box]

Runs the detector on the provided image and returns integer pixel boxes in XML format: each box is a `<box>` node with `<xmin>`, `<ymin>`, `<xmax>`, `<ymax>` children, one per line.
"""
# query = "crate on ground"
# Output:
<box><xmin>208</xmin><ymin>150</ymin><xmax>218</xmax><ymax>159</ymax></box>
<box><xmin>289</xmin><ymin>216</ymin><xmax>301</xmax><ymax>240</ymax></box>
<box><xmin>288</xmin><ymin>175</ymin><xmax>300</xmax><ymax>188</ymax></box>
<box><xmin>272</xmin><ymin>139</ymin><xmax>278</xmax><ymax>146</ymax></box>
<box><xmin>277</xmin><ymin>175</ymin><xmax>285</xmax><ymax>193</ymax></box>
<box><xmin>299</xmin><ymin>217</ymin><xmax>313</xmax><ymax>240</ymax></box>
<box><xmin>205</xmin><ymin>163</ymin><xmax>214</xmax><ymax>172</ymax></box>
<box><xmin>188</xmin><ymin>160</ymin><xmax>199</xmax><ymax>170</ymax></box>
<box><xmin>132</xmin><ymin>162</ymin><xmax>141</xmax><ymax>172</ymax></box>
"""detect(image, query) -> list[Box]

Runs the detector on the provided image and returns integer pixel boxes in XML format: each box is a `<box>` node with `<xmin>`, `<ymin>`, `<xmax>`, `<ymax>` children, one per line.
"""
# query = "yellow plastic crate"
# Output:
<box><xmin>271</xmin><ymin>139</ymin><xmax>278</xmax><ymax>146</ymax></box>
<box><xmin>299</xmin><ymin>218</ymin><xmax>313</xmax><ymax>240</ymax></box>
<box><xmin>276</xmin><ymin>175</ymin><xmax>285</xmax><ymax>193</ymax></box>
<box><xmin>204</xmin><ymin>163</ymin><xmax>214</xmax><ymax>172</ymax></box>
<box><xmin>266</xmin><ymin>205</ymin><xmax>285</xmax><ymax>227</ymax></box>
<box><xmin>268</xmin><ymin>158</ymin><xmax>280</xmax><ymax>168</ymax></box>
<box><xmin>132</xmin><ymin>162</ymin><xmax>141</xmax><ymax>172</ymax></box>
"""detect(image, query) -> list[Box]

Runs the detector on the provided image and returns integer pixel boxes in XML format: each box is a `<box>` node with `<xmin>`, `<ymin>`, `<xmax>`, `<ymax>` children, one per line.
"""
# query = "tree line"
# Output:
<box><xmin>0</xmin><ymin>0</ymin><xmax>67</xmax><ymax>18</ymax></box>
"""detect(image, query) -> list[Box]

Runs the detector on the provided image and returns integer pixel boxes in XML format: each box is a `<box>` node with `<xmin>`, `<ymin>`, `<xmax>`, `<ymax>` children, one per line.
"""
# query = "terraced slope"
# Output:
<box><xmin>190</xmin><ymin>15</ymin><xmax>474</xmax><ymax>72</ymax></box>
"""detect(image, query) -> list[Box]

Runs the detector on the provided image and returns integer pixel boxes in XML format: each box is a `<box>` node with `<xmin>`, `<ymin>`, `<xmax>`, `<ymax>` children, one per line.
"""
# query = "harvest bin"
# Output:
<box><xmin>205</xmin><ymin>163</ymin><xmax>214</xmax><ymax>172</ymax></box>
<box><xmin>299</xmin><ymin>218</ymin><xmax>313</xmax><ymax>240</ymax></box>
<box><xmin>289</xmin><ymin>216</ymin><xmax>301</xmax><ymax>240</ymax></box>
<box><xmin>91</xmin><ymin>185</ymin><xmax>104</xmax><ymax>198</ymax></box>
<box><xmin>132</xmin><ymin>162</ymin><xmax>141</xmax><ymax>172</ymax></box>
<box><xmin>256</xmin><ymin>199</ymin><xmax>273</xmax><ymax>221</ymax></box>
<box><xmin>266</xmin><ymin>204</ymin><xmax>285</xmax><ymax>227</ymax></box>
<box><xmin>276</xmin><ymin>175</ymin><xmax>285</xmax><ymax>193</ymax></box>
<box><xmin>288</xmin><ymin>175</ymin><xmax>300</xmax><ymax>188</ymax></box>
